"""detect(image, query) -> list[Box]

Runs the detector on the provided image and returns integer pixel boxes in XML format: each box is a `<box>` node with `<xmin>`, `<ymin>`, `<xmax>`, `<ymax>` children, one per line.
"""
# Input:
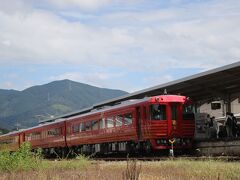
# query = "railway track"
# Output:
<box><xmin>91</xmin><ymin>156</ymin><xmax>240</xmax><ymax>162</ymax></box>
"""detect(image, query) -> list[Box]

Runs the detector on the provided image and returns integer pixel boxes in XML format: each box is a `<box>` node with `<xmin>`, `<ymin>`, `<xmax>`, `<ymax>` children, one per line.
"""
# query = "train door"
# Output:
<box><xmin>136</xmin><ymin>106</ymin><xmax>142</xmax><ymax>140</ymax></box>
<box><xmin>169</xmin><ymin>103</ymin><xmax>180</xmax><ymax>137</ymax></box>
<box><xmin>19</xmin><ymin>133</ymin><xmax>25</xmax><ymax>147</ymax></box>
<box><xmin>64</xmin><ymin>121</ymin><xmax>68</xmax><ymax>147</ymax></box>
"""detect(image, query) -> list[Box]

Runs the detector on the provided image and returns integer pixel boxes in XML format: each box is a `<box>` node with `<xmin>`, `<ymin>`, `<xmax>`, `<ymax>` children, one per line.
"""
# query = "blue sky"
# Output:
<box><xmin>0</xmin><ymin>0</ymin><xmax>240</xmax><ymax>92</ymax></box>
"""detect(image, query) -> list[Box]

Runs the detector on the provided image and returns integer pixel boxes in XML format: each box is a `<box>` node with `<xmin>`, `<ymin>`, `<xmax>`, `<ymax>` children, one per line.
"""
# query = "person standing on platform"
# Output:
<box><xmin>225</xmin><ymin>112</ymin><xmax>233</xmax><ymax>138</ymax></box>
<box><xmin>212</xmin><ymin>116</ymin><xmax>219</xmax><ymax>138</ymax></box>
<box><xmin>206</xmin><ymin>114</ymin><xmax>212</xmax><ymax>139</ymax></box>
<box><xmin>232</xmin><ymin>114</ymin><xmax>238</xmax><ymax>137</ymax></box>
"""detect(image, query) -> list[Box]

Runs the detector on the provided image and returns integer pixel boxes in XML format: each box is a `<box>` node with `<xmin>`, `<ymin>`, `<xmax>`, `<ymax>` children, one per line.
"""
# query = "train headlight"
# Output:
<box><xmin>156</xmin><ymin>139</ymin><xmax>167</xmax><ymax>145</ymax></box>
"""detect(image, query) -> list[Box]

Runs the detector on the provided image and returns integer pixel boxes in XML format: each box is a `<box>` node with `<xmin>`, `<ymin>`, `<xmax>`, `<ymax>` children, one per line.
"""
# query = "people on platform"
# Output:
<box><xmin>206</xmin><ymin>114</ymin><xmax>220</xmax><ymax>139</ymax></box>
<box><xmin>205</xmin><ymin>112</ymin><xmax>239</xmax><ymax>139</ymax></box>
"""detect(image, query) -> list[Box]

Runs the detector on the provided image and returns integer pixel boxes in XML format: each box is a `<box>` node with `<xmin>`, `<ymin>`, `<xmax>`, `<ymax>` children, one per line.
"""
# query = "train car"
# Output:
<box><xmin>66</xmin><ymin>95</ymin><xmax>195</xmax><ymax>154</ymax></box>
<box><xmin>0</xmin><ymin>131</ymin><xmax>21</xmax><ymax>151</ymax></box>
<box><xmin>23</xmin><ymin>120</ymin><xmax>66</xmax><ymax>154</ymax></box>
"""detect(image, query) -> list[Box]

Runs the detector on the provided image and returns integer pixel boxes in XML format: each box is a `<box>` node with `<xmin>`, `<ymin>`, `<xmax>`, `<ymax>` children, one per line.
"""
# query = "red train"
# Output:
<box><xmin>0</xmin><ymin>95</ymin><xmax>195</xmax><ymax>155</ymax></box>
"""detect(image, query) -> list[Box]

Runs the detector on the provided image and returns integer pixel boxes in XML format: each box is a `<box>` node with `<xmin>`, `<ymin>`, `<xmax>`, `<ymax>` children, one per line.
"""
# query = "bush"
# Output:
<box><xmin>0</xmin><ymin>142</ymin><xmax>42</xmax><ymax>172</ymax></box>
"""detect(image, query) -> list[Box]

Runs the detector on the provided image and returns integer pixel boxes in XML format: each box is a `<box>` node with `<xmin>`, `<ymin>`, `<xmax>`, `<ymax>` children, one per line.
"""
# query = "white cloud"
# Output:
<box><xmin>0</xmin><ymin>0</ymin><xmax>239</xmax><ymax>72</ymax></box>
<box><xmin>49</xmin><ymin>71</ymin><xmax>125</xmax><ymax>89</ymax></box>
<box><xmin>46</xmin><ymin>0</ymin><xmax>113</xmax><ymax>10</ymax></box>
<box><xmin>143</xmin><ymin>75</ymin><xmax>173</xmax><ymax>87</ymax></box>
<box><xmin>2</xmin><ymin>81</ymin><xmax>14</xmax><ymax>89</ymax></box>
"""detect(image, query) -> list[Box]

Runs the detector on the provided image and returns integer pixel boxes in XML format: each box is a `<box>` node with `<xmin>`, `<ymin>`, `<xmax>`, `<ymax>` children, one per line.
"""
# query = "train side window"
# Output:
<box><xmin>106</xmin><ymin>117</ymin><xmax>114</xmax><ymax>128</ymax></box>
<box><xmin>116</xmin><ymin>115</ymin><xmax>123</xmax><ymax>127</ymax></box>
<box><xmin>92</xmin><ymin>120</ymin><xmax>99</xmax><ymax>130</ymax></box>
<box><xmin>1</xmin><ymin>137</ymin><xmax>14</xmax><ymax>144</ymax></box>
<box><xmin>57</xmin><ymin>128</ymin><xmax>62</xmax><ymax>135</ymax></box>
<box><xmin>182</xmin><ymin>104</ymin><xmax>195</xmax><ymax>120</ymax></box>
<box><xmin>150</xmin><ymin>104</ymin><xmax>166</xmax><ymax>120</ymax></box>
<box><xmin>32</xmin><ymin>132</ymin><xmax>41</xmax><ymax>140</ymax></box>
<box><xmin>73</xmin><ymin>124</ymin><xmax>79</xmax><ymax>134</ymax></box>
<box><xmin>124</xmin><ymin>113</ymin><xmax>133</xmax><ymax>125</ymax></box>
<box><xmin>85</xmin><ymin>121</ymin><xmax>91</xmax><ymax>131</ymax></box>
<box><xmin>100</xmin><ymin>118</ymin><xmax>105</xmax><ymax>129</ymax></box>
<box><xmin>67</xmin><ymin>127</ymin><xmax>71</xmax><ymax>135</ymax></box>
<box><xmin>48</xmin><ymin>128</ymin><xmax>61</xmax><ymax>137</ymax></box>
<box><xmin>41</xmin><ymin>131</ymin><xmax>46</xmax><ymax>138</ymax></box>
<box><xmin>80</xmin><ymin>122</ymin><xmax>86</xmax><ymax>132</ymax></box>
<box><xmin>26</xmin><ymin>134</ymin><xmax>31</xmax><ymax>141</ymax></box>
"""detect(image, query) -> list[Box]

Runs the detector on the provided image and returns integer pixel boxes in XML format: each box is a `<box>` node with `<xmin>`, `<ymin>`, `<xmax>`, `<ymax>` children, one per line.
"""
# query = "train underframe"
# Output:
<box><xmin>40</xmin><ymin>138</ymin><xmax>193</xmax><ymax>158</ymax></box>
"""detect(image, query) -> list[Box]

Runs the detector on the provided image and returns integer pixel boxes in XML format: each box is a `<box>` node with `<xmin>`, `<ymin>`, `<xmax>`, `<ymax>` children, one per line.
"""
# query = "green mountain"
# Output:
<box><xmin>0</xmin><ymin>80</ymin><xmax>128</xmax><ymax>130</ymax></box>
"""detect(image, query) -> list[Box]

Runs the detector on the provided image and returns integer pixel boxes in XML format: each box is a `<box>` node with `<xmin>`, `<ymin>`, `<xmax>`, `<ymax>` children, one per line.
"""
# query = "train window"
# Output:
<box><xmin>106</xmin><ymin>117</ymin><xmax>114</xmax><ymax>128</ymax></box>
<box><xmin>0</xmin><ymin>137</ymin><xmax>15</xmax><ymax>144</ymax></box>
<box><xmin>56</xmin><ymin>128</ymin><xmax>61</xmax><ymax>135</ymax></box>
<box><xmin>150</xmin><ymin>104</ymin><xmax>166</xmax><ymax>120</ymax></box>
<box><xmin>73</xmin><ymin>124</ymin><xmax>79</xmax><ymax>134</ymax></box>
<box><xmin>116</xmin><ymin>115</ymin><xmax>123</xmax><ymax>127</ymax></box>
<box><xmin>42</xmin><ymin>131</ymin><xmax>46</xmax><ymax>138</ymax></box>
<box><xmin>183</xmin><ymin>104</ymin><xmax>194</xmax><ymax>113</ymax></box>
<box><xmin>85</xmin><ymin>121</ymin><xmax>91</xmax><ymax>131</ymax></box>
<box><xmin>25</xmin><ymin>134</ymin><xmax>31</xmax><ymax>141</ymax></box>
<box><xmin>15</xmin><ymin>136</ymin><xmax>19</xmax><ymax>143</ymax></box>
<box><xmin>32</xmin><ymin>132</ymin><xmax>41</xmax><ymax>140</ymax></box>
<box><xmin>67</xmin><ymin>127</ymin><xmax>71</xmax><ymax>135</ymax></box>
<box><xmin>100</xmin><ymin>118</ymin><xmax>105</xmax><ymax>129</ymax></box>
<box><xmin>183</xmin><ymin>104</ymin><xmax>195</xmax><ymax>120</ymax></box>
<box><xmin>92</xmin><ymin>120</ymin><xmax>99</xmax><ymax>130</ymax></box>
<box><xmin>171</xmin><ymin>104</ymin><xmax>177</xmax><ymax>120</ymax></box>
<box><xmin>48</xmin><ymin>128</ymin><xmax>61</xmax><ymax>136</ymax></box>
<box><xmin>80</xmin><ymin>123</ymin><xmax>86</xmax><ymax>132</ymax></box>
<box><xmin>124</xmin><ymin>113</ymin><xmax>133</xmax><ymax>125</ymax></box>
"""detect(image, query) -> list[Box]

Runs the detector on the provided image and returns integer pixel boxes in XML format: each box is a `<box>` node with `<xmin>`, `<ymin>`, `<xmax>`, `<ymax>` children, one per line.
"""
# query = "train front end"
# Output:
<box><xmin>145</xmin><ymin>95</ymin><xmax>195</xmax><ymax>151</ymax></box>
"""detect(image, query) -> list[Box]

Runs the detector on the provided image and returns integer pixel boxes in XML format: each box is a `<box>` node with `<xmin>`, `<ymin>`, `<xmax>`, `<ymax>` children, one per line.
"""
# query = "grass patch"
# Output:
<box><xmin>0</xmin><ymin>142</ymin><xmax>42</xmax><ymax>172</ymax></box>
<box><xmin>1</xmin><ymin>146</ymin><xmax>240</xmax><ymax>180</ymax></box>
<box><xmin>0</xmin><ymin>143</ymin><xmax>90</xmax><ymax>172</ymax></box>
<box><xmin>40</xmin><ymin>154</ymin><xmax>90</xmax><ymax>170</ymax></box>
<box><xmin>137</xmin><ymin>158</ymin><xmax>240</xmax><ymax>179</ymax></box>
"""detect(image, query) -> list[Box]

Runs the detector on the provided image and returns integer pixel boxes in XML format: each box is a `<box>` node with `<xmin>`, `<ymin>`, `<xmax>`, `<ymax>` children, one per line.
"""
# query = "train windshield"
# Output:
<box><xmin>182</xmin><ymin>104</ymin><xmax>195</xmax><ymax>120</ymax></box>
<box><xmin>150</xmin><ymin>104</ymin><xmax>166</xmax><ymax>120</ymax></box>
<box><xmin>171</xmin><ymin>104</ymin><xmax>178</xmax><ymax>120</ymax></box>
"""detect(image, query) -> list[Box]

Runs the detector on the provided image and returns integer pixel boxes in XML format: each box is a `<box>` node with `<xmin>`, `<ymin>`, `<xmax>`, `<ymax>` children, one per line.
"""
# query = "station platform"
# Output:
<box><xmin>194</xmin><ymin>138</ymin><xmax>240</xmax><ymax>156</ymax></box>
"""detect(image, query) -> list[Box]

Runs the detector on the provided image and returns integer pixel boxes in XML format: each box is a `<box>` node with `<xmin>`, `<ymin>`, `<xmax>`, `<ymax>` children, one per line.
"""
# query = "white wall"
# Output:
<box><xmin>199</xmin><ymin>100</ymin><xmax>225</xmax><ymax>118</ymax></box>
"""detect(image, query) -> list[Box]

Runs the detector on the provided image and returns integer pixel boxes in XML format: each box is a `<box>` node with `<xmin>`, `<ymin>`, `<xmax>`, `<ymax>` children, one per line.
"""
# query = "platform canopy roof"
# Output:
<box><xmin>40</xmin><ymin>61</ymin><xmax>240</xmax><ymax>123</ymax></box>
<box><xmin>94</xmin><ymin>61</ymin><xmax>240</xmax><ymax>106</ymax></box>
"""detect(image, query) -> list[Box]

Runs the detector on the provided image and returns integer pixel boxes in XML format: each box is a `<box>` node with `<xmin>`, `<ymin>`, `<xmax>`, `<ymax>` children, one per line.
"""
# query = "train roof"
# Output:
<box><xmin>38</xmin><ymin>96</ymin><xmax>149</xmax><ymax>124</ymax></box>
<box><xmin>0</xmin><ymin>129</ymin><xmax>25</xmax><ymax>138</ymax></box>
<box><xmin>40</xmin><ymin>94</ymin><xmax>188</xmax><ymax>124</ymax></box>
<box><xmin>23</xmin><ymin>118</ymin><xmax>66</xmax><ymax>132</ymax></box>
<box><xmin>39</xmin><ymin>97</ymin><xmax>150</xmax><ymax>124</ymax></box>
<box><xmin>66</xmin><ymin>97</ymin><xmax>150</xmax><ymax>121</ymax></box>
